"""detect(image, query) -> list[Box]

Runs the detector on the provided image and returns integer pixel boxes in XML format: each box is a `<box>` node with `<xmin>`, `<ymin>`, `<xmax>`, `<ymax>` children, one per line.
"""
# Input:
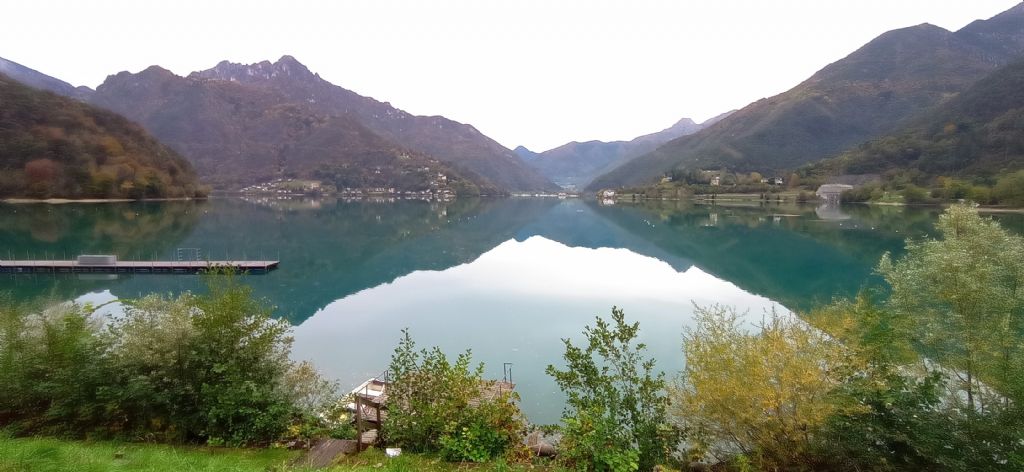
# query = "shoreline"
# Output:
<box><xmin>611</xmin><ymin>194</ymin><xmax>1024</xmax><ymax>212</ymax></box>
<box><xmin>3</xmin><ymin>197</ymin><xmax>207</xmax><ymax>204</ymax></box>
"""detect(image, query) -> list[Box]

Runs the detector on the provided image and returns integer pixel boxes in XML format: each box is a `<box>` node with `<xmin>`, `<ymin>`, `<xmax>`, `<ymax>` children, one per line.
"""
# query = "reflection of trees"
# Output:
<box><xmin>109</xmin><ymin>198</ymin><xmax>557</xmax><ymax>323</ymax></box>
<box><xmin>0</xmin><ymin>201</ymin><xmax>204</xmax><ymax>301</ymax></box>
<box><xmin>2</xmin><ymin>201</ymin><xmax>204</xmax><ymax>259</ymax></box>
<box><xmin>589</xmin><ymin>201</ymin><xmax>948</xmax><ymax>312</ymax></box>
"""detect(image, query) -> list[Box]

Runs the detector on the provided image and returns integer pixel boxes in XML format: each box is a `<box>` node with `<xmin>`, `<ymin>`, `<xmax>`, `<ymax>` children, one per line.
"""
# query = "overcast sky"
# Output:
<box><xmin>2</xmin><ymin>0</ymin><xmax>1020</xmax><ymax>151</ymax></box>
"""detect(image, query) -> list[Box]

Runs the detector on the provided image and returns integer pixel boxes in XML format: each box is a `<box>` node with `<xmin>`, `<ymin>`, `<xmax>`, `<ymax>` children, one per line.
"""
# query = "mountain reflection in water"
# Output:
<box><xmin>4</xmin><ymin>198</ymin><xmax>1022</xmax><ymax>423</ymax></box>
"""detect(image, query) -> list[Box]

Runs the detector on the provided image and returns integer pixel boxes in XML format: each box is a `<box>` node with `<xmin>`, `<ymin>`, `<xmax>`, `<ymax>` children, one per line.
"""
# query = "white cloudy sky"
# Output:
<box><xmin>2</xmin><ymin>0</ymin><xmax>1019</xmax><ymax>151</ymax></box>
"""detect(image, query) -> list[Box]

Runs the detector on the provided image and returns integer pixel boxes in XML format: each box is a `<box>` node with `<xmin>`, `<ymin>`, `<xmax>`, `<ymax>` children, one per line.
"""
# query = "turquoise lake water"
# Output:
<box><xmin>2</xmin><ymin>197</ymin><xmax>1020</xmax><ymax>423</ymax></box>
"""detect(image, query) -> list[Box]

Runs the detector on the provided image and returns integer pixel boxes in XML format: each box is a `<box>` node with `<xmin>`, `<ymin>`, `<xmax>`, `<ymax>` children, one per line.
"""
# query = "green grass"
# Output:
<box><xmin>326</xmin><ymin>447</ymin><xmax>557</xmax><ymax>471</ymax></box>
<box><xmin>0</xmin><ymin>438</ymin><xmax>560</xmax><ymax>472</ymax></box>
<box><xmin>0</xmin><ymin>437</ymin><xmax>300</xmax><ymax>472</ymax></box>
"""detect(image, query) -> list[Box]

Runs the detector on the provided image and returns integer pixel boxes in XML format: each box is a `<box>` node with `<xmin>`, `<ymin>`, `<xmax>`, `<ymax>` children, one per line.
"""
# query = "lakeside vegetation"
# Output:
<box><xmin>0</xmin><ymin>274</ymin><xmax>348</xmax><ymax>447</ymax></box>
<box><xmin>1</xmin><ymin>204</ymin><xmax>1022</xmax><ymax>470</ymax></box>
<box><xmin>836</xmin><ymin>170</ymin><xmax>1024</xmax><ymax>206</ymax></box>
<box><xmin>609</xmin><ymin>168</ymin><xmax>1024</xmax><ymax>208</ymax></box>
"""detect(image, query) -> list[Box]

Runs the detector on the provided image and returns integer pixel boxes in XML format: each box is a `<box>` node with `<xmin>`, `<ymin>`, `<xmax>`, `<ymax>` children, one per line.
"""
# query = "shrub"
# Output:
<box><xmin>104</xmin><ymin>278</ymin><xmax>297</xmax><ymax>445</ymax></box>
<box><xmin>993</xmin><ymin>170</ymin><xmax>1024</xmax><ymax>206</ymax></box>
<box><xmin>900</xmin><ymin>184</ymin><xmax>930</xmax><ymax>204</ymax></box>
<box><xmin>0</xmin><ymin>276</ymin><xmax>342</xmax><ymax>446</ymax></box>
<box><xmin>547</xmin><ymin>307</ymin><xmax>677</xmax><ymax>472</ymax></box>
<box><xmin>0</xmin><ymin>297</ymin><xmax>111</xmax><ymax>437</ymax></box>
<box><xmin>383</xmin><ymin>330</ymin><xmax>526</xmax><ymax>462</ymax></box>
<box><xmin>672</xmin><ymin>305</ymin><xmax>855</xmax><ymax>469</ymax></box>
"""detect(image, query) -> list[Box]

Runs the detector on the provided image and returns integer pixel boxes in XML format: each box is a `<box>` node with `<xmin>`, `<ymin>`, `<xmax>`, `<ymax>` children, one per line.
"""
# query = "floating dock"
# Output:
<box><xmin>0</xmin><ymin>258</ymin><xmax>279</xmax><ymax>274</ymax></box>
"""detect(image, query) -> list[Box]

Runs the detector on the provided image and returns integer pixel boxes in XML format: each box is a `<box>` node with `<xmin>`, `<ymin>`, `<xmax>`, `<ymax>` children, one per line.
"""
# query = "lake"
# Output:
<box><xmin>2</xmin><ymin>197</ymin><xmax>1021</xmax><ymax>423</ymax></box>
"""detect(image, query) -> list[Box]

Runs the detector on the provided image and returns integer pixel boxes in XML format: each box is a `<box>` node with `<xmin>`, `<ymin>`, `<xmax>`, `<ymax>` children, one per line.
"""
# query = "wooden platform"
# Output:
<box><xmin>0</xmin><ymin>260</ymin><xmax>280</xmax><ymax>274</ymax></box>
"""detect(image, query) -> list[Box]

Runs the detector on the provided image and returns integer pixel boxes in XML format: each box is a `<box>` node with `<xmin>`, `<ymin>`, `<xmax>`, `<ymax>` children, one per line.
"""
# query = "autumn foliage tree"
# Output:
<box><xmin>672</xmin><ymin>305</ymin><xmax>855</xmax><ymax>468</ymax></box>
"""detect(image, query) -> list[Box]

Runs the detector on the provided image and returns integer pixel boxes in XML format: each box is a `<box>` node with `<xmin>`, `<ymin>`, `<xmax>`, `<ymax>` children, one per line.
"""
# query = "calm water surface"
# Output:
<box><xmin>2</xmin><ymin>198</ymin><xmax>1021</xmax><ymax>423</ymax></box>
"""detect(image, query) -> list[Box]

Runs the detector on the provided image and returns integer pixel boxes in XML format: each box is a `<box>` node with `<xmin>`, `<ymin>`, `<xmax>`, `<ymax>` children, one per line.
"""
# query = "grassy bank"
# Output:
<box><xmin>0</xmin><ymin>438</ymin><xmax>558</xmax><ymax>472</ymax></box>
<box><xmin>0</xmin><ymin>437</ymin><xmax>300</xmax><ymax>472</ymax></box>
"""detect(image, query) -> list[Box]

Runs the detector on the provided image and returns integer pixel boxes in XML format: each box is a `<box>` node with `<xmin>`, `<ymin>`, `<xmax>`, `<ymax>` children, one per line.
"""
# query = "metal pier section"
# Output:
<box><xmin>0</xmin><ymin>260</ymin><xmax>279</xmax><ymax>274</ymax></box>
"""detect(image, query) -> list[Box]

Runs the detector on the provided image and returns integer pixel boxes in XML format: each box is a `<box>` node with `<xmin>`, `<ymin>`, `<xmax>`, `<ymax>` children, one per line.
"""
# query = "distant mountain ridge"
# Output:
<box><xmin>521</xmin><ymin>112</ymin><xmax>731</xmax><ymax>189</ymax></box>
<box><xmin>89</xmin><ymin>63</ymin><xmax>488</xmax><ymax>193</ymax></box>
<box><xmin>183</xmin><ymin>56</ymin><xmax>557</xmax><ymax>192</ymax></box>
<box><xmin>0</xmin><ymin>57</ymin><xmax>93</xmax><ymax>100</ymax></box>
<box><xmin>589</xmin><ymin>3</ymin><xmax>1024</xmax><ymax>190</ymax></box>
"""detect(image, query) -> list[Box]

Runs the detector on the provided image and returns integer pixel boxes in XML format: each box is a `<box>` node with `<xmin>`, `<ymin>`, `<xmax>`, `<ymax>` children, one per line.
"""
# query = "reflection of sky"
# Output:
<box><xmin>292</xmin><ymin>235</ymin><xmax>784</xmax><ymax>423</ymax></box>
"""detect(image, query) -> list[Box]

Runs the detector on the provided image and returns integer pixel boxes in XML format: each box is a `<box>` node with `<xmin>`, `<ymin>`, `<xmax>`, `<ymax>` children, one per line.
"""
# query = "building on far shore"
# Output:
<box><xmin>816</xmin><ymin>184</ymin><xmax>854</xmax><ymax>203</ymax></box>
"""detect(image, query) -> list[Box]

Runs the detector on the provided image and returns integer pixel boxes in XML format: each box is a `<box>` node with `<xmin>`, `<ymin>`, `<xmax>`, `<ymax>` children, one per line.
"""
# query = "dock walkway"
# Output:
<box><xmin>0</xmin><ymin>260</ymin><xmax>279</xmax><ymax>274</ymax></box>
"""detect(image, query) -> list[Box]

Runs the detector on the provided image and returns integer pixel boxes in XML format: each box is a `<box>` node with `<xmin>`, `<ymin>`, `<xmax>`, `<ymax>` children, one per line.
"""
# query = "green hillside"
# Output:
<box><xmin>803</xmin><ymin>58</ymin><xmax>1024</xmax><ymax>181</ymax></box>
<box><xmin>589</xmin><ymin>5</ymin><xmax>1024</xmax><ymax>191</ymax></box>
<box><xmin>0</xmin><ymin>73</ymin><xmax>205</xmax><ymax>199</ymax></box>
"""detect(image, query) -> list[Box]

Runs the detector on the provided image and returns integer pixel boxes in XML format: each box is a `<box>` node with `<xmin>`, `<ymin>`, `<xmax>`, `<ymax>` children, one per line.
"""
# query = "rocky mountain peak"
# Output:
<box><xmin>140</xmin><ymin>65</ymin><xmax>175</xmax><ymax>77</ymax></box>
<box><xmin>189</xmin><ymin>55</ymin><xmax>314</xmax><ymax>83</ymax></box>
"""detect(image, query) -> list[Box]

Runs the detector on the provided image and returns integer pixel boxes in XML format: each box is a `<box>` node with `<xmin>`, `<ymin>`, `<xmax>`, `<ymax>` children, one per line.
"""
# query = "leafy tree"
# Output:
<box><xmin>547</xmin><ymin>307</ymin><xmax>676</xmax><ymax>472</ymax></box>
<box><xmin>672</xmin><ymin>305</ymin><xmax>854</xmax><ymax>469</ymax></box>
<box><xmin>878</xmin><ymin>204</ymin><xmax>1024</xmax><ymax>412</ymax></box>
<box><xmin>810</xmin><ymin>288</ymin><xmax>1024</xmax><ymax>470</ymax></box>
<box><xmin>795</xmin><ymin>204</ymin><xmax>1024</xmax><ymax>470</ymax></box>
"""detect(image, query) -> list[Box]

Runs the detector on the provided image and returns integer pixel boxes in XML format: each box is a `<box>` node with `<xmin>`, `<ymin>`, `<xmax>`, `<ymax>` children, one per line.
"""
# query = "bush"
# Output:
<box><xmin>672</xmin><ymin>305</ymin><xmax>855</xmax><ymax>469</ymax></box>
<box><xmin>993</xmin><ymin>170</ymin><xmax>1024</xmax><ymax>206</ymax></box>
<box><xmin>547</xmin><ymin>307</ymin><xmax>677</xmax><ymax>472</ymax></box>
<box><xmin>900</xmin><ymin>184</ymin><xmax>930</xmax><ymax>204</ymax></box>
<box><xmin>0</xmin><ymin>276</ymin><xmax>342</xmax><ymax>446</ymax></box>
<box><xmin>841</xmin><ymin>183</ymin><xmax>879</xmax><ymax>202</ymax></box>
<box><xmin>103</xmin><ymin>278</ymin><xmax>298</xmax><ymax>445</ymax></box>
<box><xmin>813</xmin><ymin>369</ymin><xmax>949</xmax><ymax>471</ymax></box>
<box><xmin>383</xmin><ymin>330</ymin><xmax>526</xmax><ymax>462</ymax></box>
<box><xmin>0</xmin><ymin>297</ymin><xmax>111</xmax><ymax>437</ymax></box>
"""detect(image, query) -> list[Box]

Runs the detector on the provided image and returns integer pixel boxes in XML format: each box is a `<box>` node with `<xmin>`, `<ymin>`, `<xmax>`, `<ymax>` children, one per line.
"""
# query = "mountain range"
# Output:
<box><xmin>86</xmin><ymin>62</ymin><xmax>491</xmax><ymax>193</ymax></box>
<box><xmin>515</xmin><ymin>112</ymin><xmax>732</xmax><ymax>189</ymax></box>
<box><xmin>88</xmin><ymin>56</ymin><xmax>556</xmax><ymax>192</ymax></box>
<box><xmin>589</xmin><ymin>3</ymin><xmax>1024</xmax><ymax>190</ymax></box>
<box><xmin>0</xmin><ymin>55</ymin><xmax>558</xmax><ymax>194</ymax></box>
<box><xmin>3</xmin><ymin>3</ymin><xmax>1024</xmax><ymax>197</ymax></box>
